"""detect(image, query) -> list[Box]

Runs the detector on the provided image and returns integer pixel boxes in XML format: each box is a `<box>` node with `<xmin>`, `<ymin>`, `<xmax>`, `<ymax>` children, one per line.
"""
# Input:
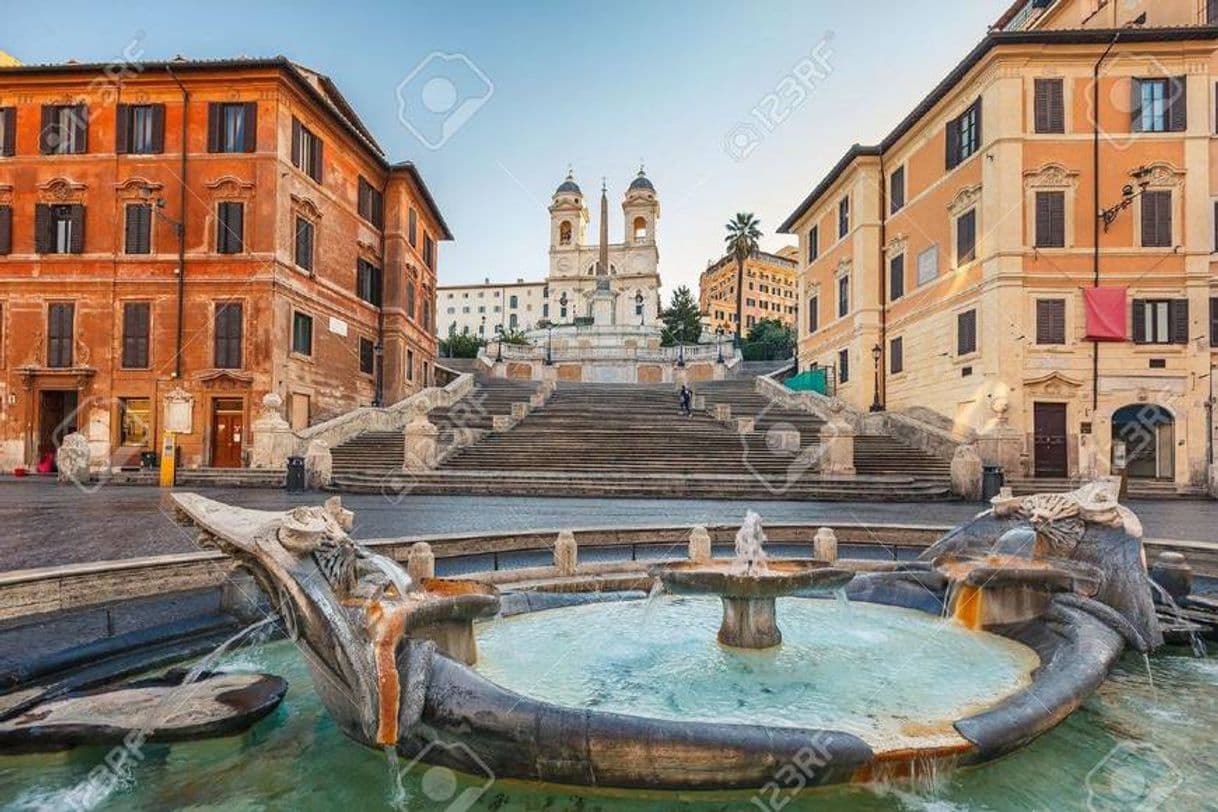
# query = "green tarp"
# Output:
<box><xmin>785</xmin><ymin>368</ymin><xmax>830</xmax><ymax>395</ymax></box>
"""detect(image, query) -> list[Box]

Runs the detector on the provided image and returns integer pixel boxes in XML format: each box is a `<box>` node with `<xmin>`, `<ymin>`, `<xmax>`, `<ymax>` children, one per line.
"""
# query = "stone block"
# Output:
<box><xmin>55</xmin><ymin>432</ymin><xmax>91</xmax><ymax>485</ymax></box>
<box><xmin>492</xmin><ymin>414</ymin><xmax>514</xmax><ymax>432</ymax></box>
<box><xmin>529</xmin><ymin>392</ymin><xmax>546</xmax><ymax>408</ymax></box>
<box><xmin>407</xmin><ymin>542</ymin><xmax>436</xmax><ymax>582</ymax></box>
<box><xmin>769</xmin><ymin>429</ymin><xmax>800</xmax><ymax>452</ymax></box>
<box><xmin>555</xmin><ymin>530</ymin><xmax>578</xmax><ymax>575</ymax></box>
<box><xmin>818</xmin><ymin>419</ymin><xmax>855</xmax><ymax>477</ymax></box>
<box><xmin>713</xmin><ymin>403</ymin><xmax>732</xmax><ymax>422</ymax></box>
<box><xmin>404</xmin><ymin>415</ymin><xmax>440</xmax><ymax>472</ymax></box>
<box><xmin>688</xmin><ymin>526</ymin><xmax>712</xmax><ymax>563</ymax></box>
<box><xmin>304</xmin><ymin>440</ymin><xmax>332</xmax><ymax>488</ymax></box>
<box><xmin>511</xmin><ymin>402</ymin><xmax>530</xmax><ymax>419</ymax></box>
<box><xmin>735</xmin><ymin>417</ymin><xmax>755</xmax><ymax>435</ymax></box>
<box><xmin>692</xmin><ymin>395</ymin><xmax>706</xmax><ymax>411</ymax></box>
<box><xmin>951</xmin><ymin>444</ymin><xmax>983</xmax><ymax>501</ymax></box>
<box><xmin>813</xmin><ymin>527</ymin><xmax>838</xmax><ymax>562</ymax></box>
<box><xmin>250</xmin><ymin>393</ymin><xmax>295</xmax><ymax>469</ymax></box>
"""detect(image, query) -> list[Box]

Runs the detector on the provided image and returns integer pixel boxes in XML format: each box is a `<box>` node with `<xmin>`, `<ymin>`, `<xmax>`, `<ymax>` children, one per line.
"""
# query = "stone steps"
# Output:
<box><xmin>1007</xmin><ymin>477</ymin><xmax>1209</xmax><ymax>500</ymax></box>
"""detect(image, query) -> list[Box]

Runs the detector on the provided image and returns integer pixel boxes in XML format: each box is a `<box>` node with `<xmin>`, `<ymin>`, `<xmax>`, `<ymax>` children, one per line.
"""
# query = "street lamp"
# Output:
<box><xmin>716</xmin><ymin>326</ymin><xmax>725</xmax><ymax>364</ymax></box>
<box><xmin>635</xmin><ymin>291</ymin><xmax>644</xmax><ymax>326</ymax></box>
<box><xmin>494</xmin><ymin>324</ymin><xmax>504</xmax><ymax>363</ymax></box>
<box><xmin>559</xmin><ymin>291</ymin><xmax>569</xmax><ymax>324</ymax></box>
<box><xmin>545</xmin><ymin>322</ymin><xmax>554</xmax><ymax>365</ymax></box>
<box><xmin>870</xmin><ymin>342</ymin><xmax>884</xmax><ymax>413</ymax></box>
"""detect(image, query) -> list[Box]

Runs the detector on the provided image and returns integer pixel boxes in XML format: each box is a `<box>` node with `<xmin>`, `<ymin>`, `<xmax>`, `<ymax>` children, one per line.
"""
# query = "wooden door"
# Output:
<box><xmin>1033</xmin><ymin>403</ymin><xmax>1068</xmax><ymax>478</ymax></box>
<box><xmin>210</xmin><ymin>398</ymin><xmax>244</xmax><ymax>468</ymax></box>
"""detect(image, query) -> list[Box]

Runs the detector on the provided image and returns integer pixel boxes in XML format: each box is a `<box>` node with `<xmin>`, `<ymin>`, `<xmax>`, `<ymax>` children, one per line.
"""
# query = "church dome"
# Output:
<box><xmin>555</xmin><ymin>171</ymin><xmax>582</xmax><ymax>196</ymax></box>
<box><xmin>628</xmin><ymin>168</ymin><xmax>654</xmax><ymax>193</ymax></box>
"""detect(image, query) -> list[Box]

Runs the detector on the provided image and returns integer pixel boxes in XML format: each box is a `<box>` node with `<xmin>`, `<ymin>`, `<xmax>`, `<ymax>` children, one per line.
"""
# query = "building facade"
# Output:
<box><xmin>699</xmin><ymin>246</ymin><xmax>799</xmax><ymax>335</ymax></box>
<box><xmin>0</xmin><ymin>57</ymin><xmax>450</xmax><ymax>471</ymax></box>
<box><xmin>781</xmin><ymin>0</ymin><xmax>1218</xmax><ymax>490</ymax></box>
<box><xmin>437</xmin><ymin>278</ymin><xmax>547</xmax><ymax>338</ymax></box>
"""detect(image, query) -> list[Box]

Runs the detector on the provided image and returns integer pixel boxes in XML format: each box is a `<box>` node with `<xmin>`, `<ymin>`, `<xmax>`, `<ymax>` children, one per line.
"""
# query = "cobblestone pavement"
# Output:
<box><xmin>1</xmin><ymin>479</ymin><xmax>1214</xmax><ymax>572</ymax></box>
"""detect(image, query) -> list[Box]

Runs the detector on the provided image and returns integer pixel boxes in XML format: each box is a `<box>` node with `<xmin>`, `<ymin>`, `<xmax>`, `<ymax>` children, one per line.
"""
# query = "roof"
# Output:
<box><xmin>628</xmin><ymin>170</ymin><xmax>654</xmax><ymax>192</ymax></box>
<box><xmin>0</xmin><ymin>55</ymin><xmax>453</xmax><ymax>239</ymax></box>
<box><xmin>704</xmin><ymin>248</ymin><xmax>799</xmax><ymax>275</ymax></box>
<box><xmin>778</xmin><ymin>25</ymin><xmax>1218</xmax><ymax>233</ymax></box>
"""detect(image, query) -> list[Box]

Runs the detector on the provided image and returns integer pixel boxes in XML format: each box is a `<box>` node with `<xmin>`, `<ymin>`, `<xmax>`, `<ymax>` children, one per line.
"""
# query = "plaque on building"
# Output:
<box><xmin>163</xmin><ymin>387</ymin><xmax>194</xmax><ymax>434</ymax></box>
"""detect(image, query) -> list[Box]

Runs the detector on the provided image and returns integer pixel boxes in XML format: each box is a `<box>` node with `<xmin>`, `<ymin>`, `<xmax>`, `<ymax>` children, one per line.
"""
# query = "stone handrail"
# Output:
<box><xmin>292</xmin><ymin>373</ymin><xmax>475</xmax><ymax>454</ymax></box>
<box><xmin>755</xmin><ymin>374</ymin><xmax>865</xmax><ymax>430</ymax></box>
<box><xmin>488</xmin><ymin>342</ymin><xmax>733</xmax><ymax>365</ymax></box>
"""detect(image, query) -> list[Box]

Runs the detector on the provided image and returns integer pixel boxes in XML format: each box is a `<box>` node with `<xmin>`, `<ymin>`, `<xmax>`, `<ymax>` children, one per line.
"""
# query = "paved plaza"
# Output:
<box><xmin>1</xmin><ymin>478</ymin><xmax>1214</xmax><ymax>572</ymax></box>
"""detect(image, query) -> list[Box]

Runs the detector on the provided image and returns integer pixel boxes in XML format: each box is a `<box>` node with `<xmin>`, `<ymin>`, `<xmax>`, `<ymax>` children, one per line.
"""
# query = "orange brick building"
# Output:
<box><xmin>0</xmin><ymin>57</ymin><xmax>450</xmax><ymax>470</ymax></box>
<box><xmin>699</xmin><ymin>246</ymin><xmax>799</xmax><ymax>335</ymax></box>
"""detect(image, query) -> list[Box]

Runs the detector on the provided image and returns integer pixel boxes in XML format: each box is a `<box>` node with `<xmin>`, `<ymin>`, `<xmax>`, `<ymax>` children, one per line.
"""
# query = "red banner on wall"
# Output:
<box><xmin>1084</xmin><ymin>287</ymin><xmax>1127</xmax><ymax>341</ymax></box>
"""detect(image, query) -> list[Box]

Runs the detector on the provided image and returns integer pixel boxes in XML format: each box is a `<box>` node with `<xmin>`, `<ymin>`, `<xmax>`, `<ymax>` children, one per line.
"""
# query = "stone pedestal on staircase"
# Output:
<box><xmin>250</xmin><ymin>394</ymin><xmax>296</xmax><ymax>469</ymax></box>
<box><xmin>404</xmin><ymin>415</ymin><xmax>440</xmax><ymax>472</ymax></box>
<box><xmin>819</xmin><ymin>402</ymin><xmax>856</xmax><ymax>478</ymax></box>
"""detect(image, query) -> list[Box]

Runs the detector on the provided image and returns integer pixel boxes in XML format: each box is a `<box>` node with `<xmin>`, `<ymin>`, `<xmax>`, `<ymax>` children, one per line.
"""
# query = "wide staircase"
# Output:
<box><xmin>1006</xmin><ymin>476</ymin><xmax>1209</xmax><ymax>500</ymax></box>
<box><xmin>331</xmin><ymin>375</ymin><xmax>953</xmax><ymax>500</ymax></box>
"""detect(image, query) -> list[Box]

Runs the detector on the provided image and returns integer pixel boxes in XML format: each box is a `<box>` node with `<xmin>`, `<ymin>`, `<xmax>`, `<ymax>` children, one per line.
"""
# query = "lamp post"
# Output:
<box><xmin>635</xmin><ymin>291</ymin><xmax>644</xmax><ymax>326</ymax></box>
<box><xmin>545</xmin><ymin>322</ymin><xmax>554</xmax><ymax>365</ymax></box>
<box><xmin>716</xmin><ymin>326</ymin><xmax>725</xmax><ymax>364</ymax></box>
<box><xmin>870</xmin><ymin>343</ymin><xmax>884</xmax><ymax>413</ymax></box>
<box><xmin>494</xmin><ymin>324</ymin><xmax>504</xmax><ymax>363</ymax></box>
<box><xmin>559</xmin><ymin>292</ymin><xmax>568</xmax><ymax>324</ymax></box>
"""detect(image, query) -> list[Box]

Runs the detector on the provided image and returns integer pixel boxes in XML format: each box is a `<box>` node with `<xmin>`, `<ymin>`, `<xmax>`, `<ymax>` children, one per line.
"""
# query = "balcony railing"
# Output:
<box><xmin>489</xmin><ymin>342</ymin><xmax>730</xmax><ymax>364</ymax></box>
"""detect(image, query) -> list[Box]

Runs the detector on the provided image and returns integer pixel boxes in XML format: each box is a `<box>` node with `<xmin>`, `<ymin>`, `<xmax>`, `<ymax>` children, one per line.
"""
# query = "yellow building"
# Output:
<box><xmin>699</xmin><ymin>246</ymin><xmax>799</xmax><ymax>335</ymax></box>
<box><xmin>0</xmin><ymin>51</ymin><xmax>19</xmax><ymax>68</ymax></box>
<box><xmin>780</xmin><ymin>0</ymin><xmax>1218</xmax><ymax>493</ymax></box>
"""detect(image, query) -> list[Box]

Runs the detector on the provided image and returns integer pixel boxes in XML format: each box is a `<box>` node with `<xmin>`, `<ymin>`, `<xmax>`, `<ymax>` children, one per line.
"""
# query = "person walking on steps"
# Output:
<box><xmin>679</xmin><ymin>384</ymin><xmax>693</xmax><ymax>417</ymax></box>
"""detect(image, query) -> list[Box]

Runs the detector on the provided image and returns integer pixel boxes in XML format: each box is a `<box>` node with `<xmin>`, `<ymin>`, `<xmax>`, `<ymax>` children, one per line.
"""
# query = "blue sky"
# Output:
<box><xmin>4</xmin><ymin>0</ymin><xmax>1002</xmax><ymax>295</ymax></box>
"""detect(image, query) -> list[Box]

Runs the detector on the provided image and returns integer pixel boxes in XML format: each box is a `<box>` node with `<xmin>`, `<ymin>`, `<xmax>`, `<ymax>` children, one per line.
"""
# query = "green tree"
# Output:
<box><xmin>497</xmin><ymin>327</ymin><xmax>532</xmax><ymax>346</ymax></box>
<box><xmin>742</xmin><ymin>318</ymin><xmax>796</xmax><ymax>361</ymax></box>
<box><xmin>724</xmin><ymin>212</ymin><xmax>762</xmax><ymax>341</ymax></box>
<box><xmin>660</xmin><ymin>285</ymin><xmax>703</xmax><ymax>347</ymax></box>
<box><xmin>439</xmin><ymin>333</ymin><xmax>486</xmax><ymax>358</ymax></box>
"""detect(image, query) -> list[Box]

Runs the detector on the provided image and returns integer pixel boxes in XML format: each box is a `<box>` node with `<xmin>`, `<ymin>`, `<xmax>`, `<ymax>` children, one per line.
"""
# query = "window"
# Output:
<box><xmin>40</xmin><ymin>104</ymin><xmax>87</xmax><ymax>154</ymax></box>
<box><xmin>956</xmin><ymin>209</ymin><xmax>977</xmax><ymax>265</ymax></box>
<box><xmin>125</xmin><ymin>204</ymin><xmax>152</xmax><ymax>254</ymax></box>
<box><xmin>422</xmin><ymin>299</ymin><xmax>431</xmax><ymax>330</ymax></box>
<box><xmin>957</xmin><ymin>309</ymin><xmax>977</xmax><ymax>356</ymax></box>
<box><xmin>216</xmin><ymin>202</ymin><xmax>244</xmax><ymax>253</ymax></box>
<box><xmin>837</xmin><ymin>275</ymin><xmax>849</xmax><ymax>318</ymax></box>
<box><xmin>917</xmin><ymin>244</ymin><xmax>939</xmax><ymax>286</ymax></box>
<box><xmin>890</xmin><ymin>166</ymin><xmax>905</xmax><ymax>213</ymax></box>
<box><xmin>292</xmin><ymin>312</ymin><xmax>314</xmax><ymax>356</ymax></box>
<box><xmin>423</xmin><ymin>233</ymin><xmax>435</xmax><ymax>268</ymax></box>
<box><xmin>890</xmin><ymin>336</ymin><xmax>904</xmax><ymax>374</ymax></box>
<box><xmin>633</xmin><ymin>216</ymin><xmax>647</xmax><ymax>242</ymax></box>
<box><xmin>47</xmin><ymin>303</ymin><xmax>74</xmax><ymax>368</ymax></box>
<box><xmin>356</xmin><ymin>259</ymin><xmax>383</xmax><ymax>306</ymax></box>
<box><xmin>1141</xmin><ymin>190</ymin><xmax>1172</xmax><ymax>248</ymax></box>
<box><xmin>359</xmin><ymin>337</ymin><xmax>375</xmax><ymax>374</ymax></box>
<box><xmin>1132</xmin><ymin>77</ymin><xmax>1186</xmax><ymax>133</ymax></box>
<box><xmin>838</xmin><ymin>349</ymin><xmax>849</xmax><ymax>383</ymax></box>
<box><xmin>1035</xmin><ymin>191</ymin><xmax>1066</xmax><ymax>248</ymax></box>
<box><xmin>291</xmin><ymin>118</ymin><xmax>323</xmax><ymax>182</ymax></box>
<box><xmin>1211</xmin><ymin>298</ymin><xmax>1218</xmax><ymax>348</ymax></box>
<box><xmin>408</xmin><ymin>209</ymin><xmax>418</xmax><ymax>247</ymax></box>
<box><xmin>1036</xmin><ymin>299</ymin><xmax>1066</xmax><ymax>345</ymax></box>
<box><xmin>214</xmin><ymin>303</ymin><xmax>243</xmax><ymax>368</ymax></box>
<box><xmin>0</xmin><ymin>206</ymin><xmax>11</xmax><ymax>255</ymax></box>
<box><xmin>0</xmin><ymin>107</ymin><xmax>13</xmax><ymax>157</ymax></box>
<box><xmin>406</xmin><ymin>279</ymin><xmax>417</xmax><ymax>319</ymax></box>
<box><xmin>889</xmin><ymin>254</ymin><xmax>905</xmax><ymax>301</ymax></box>
<box><xmin>946</xmin><ymin>99</ymin><xmax>981</xmax><ymax>169</ymax></box>
<box><xmin>294</xmin><ymin>217</ymin><xmax>315</xmax><ymax>272</ymax></box>
<box><xmin>207</xmin><ymin>102</ymin><xmax>256</xmax><ymax>153</ymax></box>
<box><xmin>406</xmin><ymin>348</ymin><xmax>415</xmax><ymax>382</ymax></box>
<box><xmin>838</xmin><ymin>196</ymin><xmax>850</xmax><ymax>239</ymax></box>
<box><xmin>1033</xmin><ymin>78</ymin><xmax>1064</xmax><ymax>134</ymax></box>
<box><xmin>509</xmin><ymin>295</ymin><xmax>518</xmax><ymax>309</ymax></box>
<box><xmin>116</xmin><ymin>104</ymin><xmax>164</xmax><ymax>154</ymax></box>
<box><xmin>1132</xmin><ymin>299</ymin><xmax>1188</xmax><ymax>345</ymax></box>
<box><xmin>510</xmin><ymin>313</ymin><xmax>518</xmax><ymax>329</ymax></box>
<box><xmin>118</xmin><ymin>398</ymin><xmax>152</xmax><ymax>447</ymax></box>
<box><xmin>357</xmin><ymin>177</ymin><xmax>384</xmax><ymax>228</ymax></box>
<box><xmin>122</xmin><ymin>302</ymin><xmax>151</xmax><ymax>368</ymax></box>
<box><xmin>808</xmin><ymin>225</ymin><xmax>819</xmax><ymax>262</ymax></box>
<box><xmin>36</xmin><ymin>204</ymin><xmax>84</xmax><ymax>254</ymax></box>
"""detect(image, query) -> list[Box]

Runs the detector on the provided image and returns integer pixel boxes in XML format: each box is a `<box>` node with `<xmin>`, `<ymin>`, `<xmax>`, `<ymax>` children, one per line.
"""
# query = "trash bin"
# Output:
<box><xmin>981</xmin><ymin>465</ymin><xmax>1005</xmax><ymax>502</ymax></box>
<box><xmin>286</xmin><ymin>456</ymin><xmax>306</xmax><ymax>492</ymax></box>
<box><xmin>140</xmin><ymin>451</ymin><xmax>158</xmax><ymax>469</ymax></box>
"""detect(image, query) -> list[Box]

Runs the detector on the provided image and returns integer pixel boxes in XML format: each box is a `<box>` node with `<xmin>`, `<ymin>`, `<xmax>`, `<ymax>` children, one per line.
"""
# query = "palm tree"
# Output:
<box><xmin>724</xmin><ymin>212</ymin><xmax>762</xmax><ymax>345</ymax></box>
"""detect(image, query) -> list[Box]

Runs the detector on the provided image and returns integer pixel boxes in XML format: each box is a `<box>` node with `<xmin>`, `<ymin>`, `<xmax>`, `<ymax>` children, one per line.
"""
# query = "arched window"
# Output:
<box><xmin>509</xmin><ymin>313</ymin><xmax>518</xmax><ymax>329</ymax></box>
<box><xmin>633</xmin><ymin>216</ymin><xmax>647</xmax><ymax>242</ymax></box>
<box><xmin>509</xmin><ymin>294</ymin><xmax>518</xmax><ymax>309</ymax></box>
<box><xmin>559</xmin><ymin>221</ymin><xmax>572</xmax><ymax>245</ymax></box>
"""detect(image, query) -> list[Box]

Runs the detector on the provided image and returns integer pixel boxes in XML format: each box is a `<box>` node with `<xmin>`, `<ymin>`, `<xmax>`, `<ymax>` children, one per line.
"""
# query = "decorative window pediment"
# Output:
<box><xmin>205</xmin><ymin>175</ymin><xmax>255</xmax><ymax>199</ymax></box>
<box><xmin>291</xmin><ymin>193</ymin><xmax>323</xmax><ymax>221</ymax></box>
<box><xmin>947</xmin><ymin>184</ymin><xmax>982</xmax><ymax>217</ymax></box>
<box><xmin>38</xmin><ymin>177</ymin><xmax>87</xmax><ymax>203</ymax></box>
<box><xmin>1023</xmin><ymin>163</ymin><xmax>1079</xmax><ymax>190</ymax></box>
<box><xmin>115</xmin><ymin>176</ymin><xmax>163</xmax><ymax>200</ymax></box>
<box><xmin>1141</xmin><ymin>162</ymin><xmax>1185</xmax><ymax>188</ymax></box>
<box><xmin>884</xmin><ymin>233</ymin><xmax>908</xmax><ymax>256</ymax></box>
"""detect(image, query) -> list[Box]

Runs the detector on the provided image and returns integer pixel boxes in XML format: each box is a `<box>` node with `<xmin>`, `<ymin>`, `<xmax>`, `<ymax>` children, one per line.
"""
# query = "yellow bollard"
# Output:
<box><xmin>159</xmin><ymin>431</ymin><xmax>177</xmax><ymax>488</ymax></box>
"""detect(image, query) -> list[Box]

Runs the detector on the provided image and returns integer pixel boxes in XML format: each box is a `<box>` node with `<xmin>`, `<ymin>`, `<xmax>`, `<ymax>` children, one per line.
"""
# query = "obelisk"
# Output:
<box><xmin>591</xmin><ymin>178</ymin><xmax>615</xmax><ymax>324</ymax></box>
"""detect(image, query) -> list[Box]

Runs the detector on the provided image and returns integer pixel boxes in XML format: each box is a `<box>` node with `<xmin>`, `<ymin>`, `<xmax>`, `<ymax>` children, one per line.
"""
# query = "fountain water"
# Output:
<box><xmin>732</xmin><ymin>510</ymin><xmax>768</xmax><ymax>576</ymax></box>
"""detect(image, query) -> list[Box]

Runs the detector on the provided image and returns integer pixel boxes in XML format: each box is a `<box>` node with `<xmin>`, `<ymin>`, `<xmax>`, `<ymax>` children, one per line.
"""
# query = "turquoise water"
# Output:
<box><xmin>0</xmin><ymin>600</ymin><xmax>1215</xmax><ymax>810</ymax></box>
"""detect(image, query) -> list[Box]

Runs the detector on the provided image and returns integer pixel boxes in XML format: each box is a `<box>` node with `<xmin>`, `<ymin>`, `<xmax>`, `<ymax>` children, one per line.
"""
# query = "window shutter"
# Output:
<box><xmin>68</xmin><ymin>205</ymin><xmax>85</xmax><ymax>253</ymax></box>
<box><xmin>125</xmin><ymin>204</ymin><xmax>140</xmax><ymax>253</ymax></box>
<box><xmin>242</xmin><ymin>102</ymin><xmax>257</xmax><ymax>152</ymax></box>
<box><xmin>957</xmin><ymin>310</ymin><xmax>977</xmax><ymax>355</ymax></box>
<box><xmin>1130</xmin><ymin>79</ymin><xmax>1144</xmax><ymax>133</ymax></box>
<box><xmin>231</xmin><ymin>203</ymin><xmax>243</xmax><ymax>251</ymax></box>
<box><xmin>151</xmin><ymin>104</ymin><xmax>165</xmax><ymax>153</ymax></box>
<box><xmin>1210</xmin><ymin>298</ymin><xmax>1218</xmax><ymax>348</ymax></box>
<box><xmin>974</xmin><ymin>99</ymin><xmax>983</xmax><ymax>147</ymax></box>
<box><xmin>1131</xmin><ymin>299</ymin><xmax>1147</xmax><ymax>343</ymax></box>
<box><xmin>206</xmin><ymin>103</ymin><xmax>221</xmax><ymax>152</ymax></box>
<box><xmin>945</xmin><ymin>118</ymin><xmax>960</xmax><ymax>169</ymax></box>
<box><xmin>1</xmin><ymin>108</ymin><xmax>14</xmax><ymax>156</ymax></box>
<box><xmin>1036</xmin><ymin>299</ymin><xmax>1066</xmax><ymax>345</ymax></box>
<box><xmin>39</xmin><ymin>105</ymin><xmax>53</xmax><ymax>153</ymax></box>
<box><xmin>1034</xmin><ymin>79</ymin><xmax>1064</xmax><ymax>134</ymax></box>
<box><xmin>889</xmin><ymin>255</ymin><xmax>904</xmax><ymax>301</ymax></box>
<box><xmin>34</xmin><ymin>204</ymin><xmax>50</xmax><ymax>253</ymax></box>
<box><xmin>72</xmin><ymin>105</ymin><xmax>87</xmax><ymax>153</ymax></box>
<box><xmin>312</xmin><ymin>136</ymin><xmax>323</xmax><ymax>183</ymax></box>
<box><xmin>1169</xmin><ymin>299</ymin><xmax>1189</xmax><ymax>344</ymax></box>
<box><xmin>1168</xmin><ymin>77</ymin><xmax>1187</xmax><ymax>132</ymax></box>
<box><xmin>0</xmin><ymin>206</ymin><xmax>10</xmax><ymax>255</ymax></box>
<box><xmin>291</xmin><ymin>118</ymin><xmax>301</xmax><ymax>167</ymax></box>
<box><xmin>115</xmin><ymin>104</ymin><xmax>130</xmax><ymax>153</ymax></box>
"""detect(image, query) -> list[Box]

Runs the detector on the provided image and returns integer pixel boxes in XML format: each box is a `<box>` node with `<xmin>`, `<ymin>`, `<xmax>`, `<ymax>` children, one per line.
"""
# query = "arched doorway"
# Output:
<box><xmin>1112</xmin><ymin>404</ymin><xmax>1175</xmax><ymax>480</ymax></box>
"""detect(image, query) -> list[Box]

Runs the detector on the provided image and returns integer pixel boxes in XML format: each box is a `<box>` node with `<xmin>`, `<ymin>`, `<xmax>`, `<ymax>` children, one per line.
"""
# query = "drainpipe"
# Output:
<box><xmin>166</xmin><ymin>66</ymin><xmax>189</xmax><ymax>380</ymax></box>
<box><xmin>374</xmin><ymin>176</ymin><xmax>388</xmax><ymax>406</ymax></box>
<box><xmin>878</xmin><ymin>155</ymin><xmax>887</xmax><ymax>412</ymax></box>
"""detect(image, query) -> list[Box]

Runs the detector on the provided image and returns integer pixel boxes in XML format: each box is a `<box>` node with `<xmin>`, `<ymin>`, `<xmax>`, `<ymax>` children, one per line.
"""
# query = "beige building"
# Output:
<box><xmin>700</xmin><ymin>246</ymin><xmax>799</xmax><ymax>335</ymax></box>
<box><xmin>437</xmin><ymin>279</ymin><xmax>547</xmax><ymax>339</ymax></box>
<box><xmin>780</xmin><ymin>0</ymin><xmax>1218</xmax><ymax>492</ymax></box>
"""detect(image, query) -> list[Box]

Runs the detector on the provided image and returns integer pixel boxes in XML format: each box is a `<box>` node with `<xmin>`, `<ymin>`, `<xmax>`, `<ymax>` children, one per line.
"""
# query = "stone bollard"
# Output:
<box><xmin>451</xmin><ymin>426</ymin><xmax>478</xmax><ymax>449</ymax></box>
<box><xmin>951</xmin><ymin>444</ymin><xmax>984</xmax><ymax>501</ymax></box>
<box><xmin>304</xmin><ymin>440</ymin><xmax>333</xmax><ymax>488</ymax></box>
<box><xmin>492</xmin><ymin>414</ymin><xmax>514</xmax><ymax>432</ymax></box>
<box><xmin>511</xmin><ymin>402</ymin><xmax>530</xmax><ymax>419</ymax></box>
<box><xmin>250</xmin><ymin>393</ymin><xmax>296</xmax><ymax>469</ymax></box>
<box><xmin>55</xmin><ymin>432</ymin><xmax>92</xmax><ymax>484</ymax></box>
<box><xmin>769</xmin><ymin>429</ymin><xmax>801</xmax><ymax>453</ymax></box>
<box><xmin>407</xmin><ymin>542</ymin><xmax>436</xmax><ymax>582</ymax></box>
<box><xmin>735</xmin><ymin>417</ymin><xmax>755</xmax><ymax>435</ymax></box>
<box><xmin>530</xmin><ymin>392</ymin><xmax>546</xmax><ymax>408</ymax></box>
<box><xmin>403</xmin><ymin>415</ymin><xmax>439</xmax><ymax>472</ymax></box>
<box><xmin>688</xmin><ymin>525</ymin><xmax>712</xmax><ymax>562</ymax></box>
<box><xmin>813</xmin><ymin>527</ymin><xmax>838</xmax><ymax>562</ymax></box>
<box><xmin>713</xmin><ymin>403</ymin><xmax>732</xmax><ymax>422</ymax></box>
<box><xmin>554</xmin><ymin>530</ymin><xmax>578</xmax><ymax>575</ymax></box>
<box><xmin>692</xmin><ymin>394</ymin><xmax>706</xmax><ymax>412</ymax></box>
<box><xmin>818</xmin><ymin>416</ymin><xmax>856</xmax><ymax>478</ymax></box>
<box><xmin>1151</xmin><ymin>551</ymin><xmax>1193</xmax><ymax>602</ymax></box>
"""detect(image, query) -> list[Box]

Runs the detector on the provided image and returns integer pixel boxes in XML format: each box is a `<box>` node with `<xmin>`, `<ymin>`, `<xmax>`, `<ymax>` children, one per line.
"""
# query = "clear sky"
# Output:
<box><xmin>3</xmin><ymin>0</ymin><xmax>1002</xmax><ymax>296</ymax></box>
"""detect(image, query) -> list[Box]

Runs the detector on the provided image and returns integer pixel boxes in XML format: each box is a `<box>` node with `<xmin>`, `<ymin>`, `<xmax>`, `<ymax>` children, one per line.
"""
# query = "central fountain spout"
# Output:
<box><xmin>652</xmin><ymin>512</ymin><xmax>853</xmax><ymax>649</ymax></box>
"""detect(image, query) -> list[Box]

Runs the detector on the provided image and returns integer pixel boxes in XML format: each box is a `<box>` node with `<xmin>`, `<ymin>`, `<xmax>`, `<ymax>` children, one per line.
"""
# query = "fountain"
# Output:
<box><xmin>650</xmin><ymin>511</ymin><xmax>854</xmax><ymax>648</ymax></box>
